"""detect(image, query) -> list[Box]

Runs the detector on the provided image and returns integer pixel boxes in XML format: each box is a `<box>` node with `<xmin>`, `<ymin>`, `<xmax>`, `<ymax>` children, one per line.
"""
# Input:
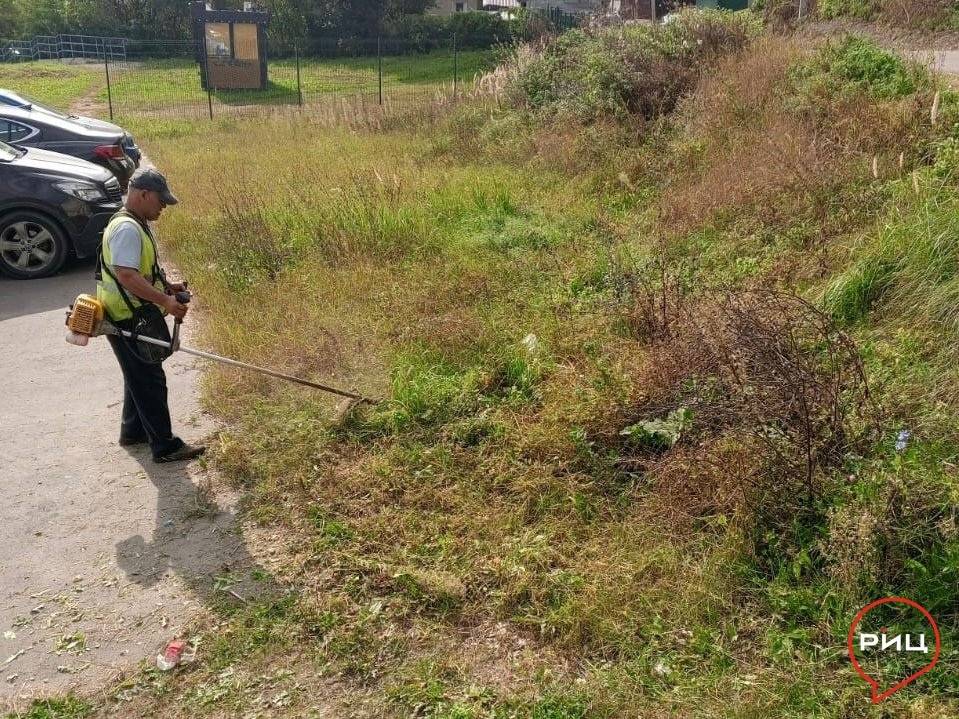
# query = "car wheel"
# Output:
<box><xmin>0</xmin><ymin>211</ymin><xmax>69</xmax><ymax>279</ymax></box>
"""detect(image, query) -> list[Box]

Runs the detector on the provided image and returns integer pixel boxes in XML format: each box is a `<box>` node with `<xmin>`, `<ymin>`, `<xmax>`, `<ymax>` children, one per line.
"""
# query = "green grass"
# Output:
<box><xmin>0</xmin><ymin>61</ymin><xmax>103</xmax><ymax>109</ymax></box>
<box><xmin>4</xmin><ymin>697</ymin><xmax>93</xmax><ymax>719</ymax></box>
<box><xmin>12</xmin><ymin>22</ymin><xmax>959</xmax><ymax>719</ymax></box>
<box><xmin>0</xmin><ymin>50</ymin><xmax>493</xmax><ymax>122</ymax></box>
<box><xmin>816</xmin><ymin>0</ymin><xmax>959</xmax><ymax>28</ymax></box>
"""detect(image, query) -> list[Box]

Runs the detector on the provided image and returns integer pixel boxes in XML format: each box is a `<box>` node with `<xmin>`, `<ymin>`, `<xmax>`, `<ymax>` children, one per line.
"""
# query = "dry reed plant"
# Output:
<box><xmin>651</xmin><ymin>36</ymin><xmax>937</xmax><ymax>242</ymax></box>
<box><xmin>654</xmin><ymin>39</ymin><xmax>804</xmax><ymax>234</ymax></box>
<box><xmin>473</xmin><ymin>43</ymin><xmax>544</xmax><ymax>105</ymax></box>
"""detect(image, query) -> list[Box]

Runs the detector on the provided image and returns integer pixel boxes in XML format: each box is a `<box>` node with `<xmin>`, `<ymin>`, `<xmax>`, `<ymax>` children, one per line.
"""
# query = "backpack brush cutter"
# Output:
<box><xmin>65</xmin><ymin>293</ymin><xmax>376</xmax><ymax>408</ymax></box>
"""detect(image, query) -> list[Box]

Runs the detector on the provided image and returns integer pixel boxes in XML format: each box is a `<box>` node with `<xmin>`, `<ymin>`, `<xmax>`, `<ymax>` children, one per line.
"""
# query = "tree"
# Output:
<box><xmin>0</xmin><ymin>0</ymin><xmax>433</xmax><ymax>44</ymax></box>
<box><xmin>260</xmin><ymin>0</ymin><xmax>309</xmax><ymax>48</ymax></box>
<box><xmin>0</xmin><ymin>0</ymin><xmax>24</xmax><ymax>37</ymax></box>
<box><xmin>386</xmin><ymin>0</ymin><xmax>434</xmax><ymax>17</ymax></box>
<box><xmin>295</xmin><ymin>0</ymin><xmax>433</xmax><ymax>38</ymax></box>
<box><xmin>62</xmin><ymin>0</ymin><xmax>122</xmax><ymax>36</ymax></box>
<box><xmin>12</xmin><ymin>0</ymin><xmax>67</xmax><ymax>35</ymax></box>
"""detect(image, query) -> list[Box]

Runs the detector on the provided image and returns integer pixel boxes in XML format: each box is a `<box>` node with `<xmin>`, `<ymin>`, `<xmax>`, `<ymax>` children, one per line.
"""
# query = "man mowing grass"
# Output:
<box><xmin>97</xmin><ymin>168</ymin><xmax>206</xmax><ymax>463</ymax></box>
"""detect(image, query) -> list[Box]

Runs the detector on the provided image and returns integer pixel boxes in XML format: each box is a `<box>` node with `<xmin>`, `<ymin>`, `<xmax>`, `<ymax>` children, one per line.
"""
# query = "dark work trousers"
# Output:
<box><xmin>106</xmin><ymin>332</ymin><xmax>184</xmax><ymax>459</ymax></box>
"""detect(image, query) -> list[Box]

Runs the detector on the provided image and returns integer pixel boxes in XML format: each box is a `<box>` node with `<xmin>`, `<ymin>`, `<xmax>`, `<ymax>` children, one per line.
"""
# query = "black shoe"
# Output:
<box><xmin>153</xmin><ymin>444</ymin><xmax>206</xmax><ymax>464</ymax></box>
<box><xmin>118</xmin><ymin>434</ymin><xmax>149</xmax><ymax>447</ymax></box>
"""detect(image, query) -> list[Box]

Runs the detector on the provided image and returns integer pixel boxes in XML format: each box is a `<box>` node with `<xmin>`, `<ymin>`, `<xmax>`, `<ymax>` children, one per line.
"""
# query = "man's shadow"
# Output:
<box><xmin>115</xmin><ymin>446</ymin><xmax>274</xmax><ymax>608</ymax></box>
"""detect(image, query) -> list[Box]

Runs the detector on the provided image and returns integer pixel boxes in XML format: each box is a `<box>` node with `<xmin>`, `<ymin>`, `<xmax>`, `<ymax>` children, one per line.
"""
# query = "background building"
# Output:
<box><xmin>609</xmin><ymin>0</ymin><xmax>747</xmax><ymax>19</ymax></box>
<box><xmin>428</xmin><ymin>0</ymin><xmax>600</xmax><ymax>14</ymax></box>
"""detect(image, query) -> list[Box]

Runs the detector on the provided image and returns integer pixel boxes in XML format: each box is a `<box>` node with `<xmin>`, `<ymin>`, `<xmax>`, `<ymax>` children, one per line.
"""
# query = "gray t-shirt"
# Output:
<box><xmin>107</xmin><ymin>220</ymin><xmax>143</xmax><ymax>270</ymax></box>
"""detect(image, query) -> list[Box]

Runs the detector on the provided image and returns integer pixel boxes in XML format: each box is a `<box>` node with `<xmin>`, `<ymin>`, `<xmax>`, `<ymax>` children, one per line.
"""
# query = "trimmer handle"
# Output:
<box><xmin>171</xmin><ymin>286</ymin><xmax>190</xmax><ymax>352</ymax></box>
<box><xmin>173</xmin><ymin>286</ymin><xmax>191</xmax><ymax>326</ymax></box>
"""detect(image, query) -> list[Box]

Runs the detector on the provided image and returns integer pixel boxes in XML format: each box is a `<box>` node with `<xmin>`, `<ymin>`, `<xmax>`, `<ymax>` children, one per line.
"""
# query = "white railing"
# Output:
<box><xmin>1</xmin><ymin>34</ymin><xmax>127</xmax><ymax>63</ymax></box>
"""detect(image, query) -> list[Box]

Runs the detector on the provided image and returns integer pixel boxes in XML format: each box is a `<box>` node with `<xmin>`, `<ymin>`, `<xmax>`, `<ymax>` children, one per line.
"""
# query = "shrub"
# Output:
<box><xmin>818</xmin><ymin>0</ymin><xmax>880</xmax><ymax>19</ymax></box>
<box><xmin>791</xmin><ymin>35</ymin><xmax>918</xmax><ymax>101</ymax></box>
<box><xmin>756</xmin><ymin>0</ymin><xmax>806</xmax><ymax>30</ymax></box>
<box><xmin>370</xmin><ymin>12</ymin><xmax>514</xmax><ymax>51</ymax></box>
<box><xmin>449</xmin><ymin>11</ymin><xmax>510</xmax><ymax>49</ymax></box>
<box><xmin>610</xmin><ymin>290</ymin><xmax>878</xmax><ymax>549</ymax></box>
<box><xmin>497</xmin><ymin>10</ymin><xmax>760</xmax><ymax>124</ymax></box>
<box><xmin>382</xmin><ymin>14</ymin><xmax>451</xmax><ymax>51</ymax></box>
<box><xmin>508</xmin><ymin>8</ymin><xmax>557</xmax><ymax>44</ymax></box>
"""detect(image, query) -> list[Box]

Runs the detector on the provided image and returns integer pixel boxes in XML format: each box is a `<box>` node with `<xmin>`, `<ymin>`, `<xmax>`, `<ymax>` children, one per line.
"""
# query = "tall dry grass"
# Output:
<box><xmin>643</xmin><ymin>36</ymin><xmax>938</xmax><ymax>245</ymax></box>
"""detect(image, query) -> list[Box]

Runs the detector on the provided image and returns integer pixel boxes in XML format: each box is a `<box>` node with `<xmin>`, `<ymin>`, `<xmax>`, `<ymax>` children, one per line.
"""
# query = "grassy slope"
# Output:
<box><xmin>815</xmin><ymin>0</ymin><xmax>959</xmax><ymax>29</ymax></box>
<box><xmin>0</xmin><ymin>62</ymin><xmax>103</xmax><ymax>108</ymax></box>
<box><xmin>9</xmin><ymin>17</ymin><xmax>959</xmax><ymax>719</ymax></box>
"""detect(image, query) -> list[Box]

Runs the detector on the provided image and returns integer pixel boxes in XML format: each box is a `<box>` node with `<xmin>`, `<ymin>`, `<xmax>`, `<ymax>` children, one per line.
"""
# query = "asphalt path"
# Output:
<box><xmin>0</xmin><ymin>256</ymin><xmax>261</xmax><ymax>710</ymax></box>
<box><xmin>910</xmin><ymin>49</ymin><xmax>959</xmax><ymax>75</ymax></box>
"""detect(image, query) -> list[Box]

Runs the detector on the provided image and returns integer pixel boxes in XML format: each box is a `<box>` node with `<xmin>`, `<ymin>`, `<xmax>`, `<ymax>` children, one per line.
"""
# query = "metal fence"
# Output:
<box><xmin>1</xmin><ymin>34</ymin><xmax>127</xmax><ymax>62</ymax></box>
<box><xmin>61</xmin><ymin>34</ymin><xmax>127</xmax><ymax>61</ymax></box>
<box><xmin>0</xmin><ymin>15</ymin><xmax>595</xmax><ymax>123</ymax></box>
<box><xmin>543</xmin><ymin>6</ymin><xmax>580</xmax><ymax>29</ymax></box>
<box><xmin>85</xmin><ymin>36</ymin><xmax>503</xmax><ymax>122</ymax></box>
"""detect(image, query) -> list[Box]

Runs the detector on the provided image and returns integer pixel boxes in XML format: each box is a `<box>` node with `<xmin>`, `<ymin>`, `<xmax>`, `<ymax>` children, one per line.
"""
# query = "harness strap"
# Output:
<box><xmin>96</xmin><ymin>209</ymin><xmax>168</xmax><ymax>324</ymax></box>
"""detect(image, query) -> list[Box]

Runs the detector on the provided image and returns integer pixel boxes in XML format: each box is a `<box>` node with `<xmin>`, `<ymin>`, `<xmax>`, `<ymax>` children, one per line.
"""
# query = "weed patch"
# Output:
<box><xmin>489</xmin><ymin>10</ymin><xmax>760</xmax><ymax>125</ymax></box>
<box><xmin>5</xmin><ymin>698</ymin><xmax>93</xmax><ymax>719</ymax></box>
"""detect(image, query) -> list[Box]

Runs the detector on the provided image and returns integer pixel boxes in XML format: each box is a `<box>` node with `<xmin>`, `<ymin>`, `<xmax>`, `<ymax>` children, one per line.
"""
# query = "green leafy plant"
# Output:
<box><xmin>620</xmin><ymin>407</ymin><xmax>694</xmax><ymax>452</ymax></box>
<box><xmin>791</xmin><ymin>34</ymin><xmax>918</xmax><ymax>100</ymax></box>
<box><xmin>818</xmin><ymin>0</ymin><xmax>880</xmax><ymax>20</ymax></box>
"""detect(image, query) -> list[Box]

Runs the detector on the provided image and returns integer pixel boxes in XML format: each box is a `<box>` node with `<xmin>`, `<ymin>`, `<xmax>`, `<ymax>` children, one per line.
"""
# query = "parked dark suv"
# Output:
<box><xmin>0</xmin><ymin>140</ymin><xmax>122</xmax><ymax>279</ymax></box>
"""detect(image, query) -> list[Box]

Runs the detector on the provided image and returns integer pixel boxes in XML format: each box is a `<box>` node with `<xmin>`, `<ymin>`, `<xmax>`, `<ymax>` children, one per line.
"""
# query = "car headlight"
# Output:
<box><xmin>53</xmin><ymin>181</ymin><xmax>107</xmax><ymax>202</ymax></box>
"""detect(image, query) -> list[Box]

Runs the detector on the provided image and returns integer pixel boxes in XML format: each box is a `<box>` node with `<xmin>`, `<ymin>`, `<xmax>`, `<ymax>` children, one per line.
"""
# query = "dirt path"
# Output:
<box><xmin>911</xmin><ymin>48</ymin><xmax>959</xmax><ymax>75</ymax></box>
<box><xmin>68</xmin><ymin>80</ymin><xmax>110</xmax><ymax>120</ymax></box>
<box><xmin>798</xmin><ymin>18</ymin><xmax>959</xmax><ymax>51</ymax></box>
<box><xmin>0</xmin><ymin>255</ymin><xmax>262</xmax><ymax>712</ymax></box>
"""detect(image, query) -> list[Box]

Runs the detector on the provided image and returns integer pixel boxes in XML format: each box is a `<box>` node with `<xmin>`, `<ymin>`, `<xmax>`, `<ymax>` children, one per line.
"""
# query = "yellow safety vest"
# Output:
<box><xmin>96</xmin><ymin>211</ymin><xmax>166</xmax><ymax>322</ymax></box>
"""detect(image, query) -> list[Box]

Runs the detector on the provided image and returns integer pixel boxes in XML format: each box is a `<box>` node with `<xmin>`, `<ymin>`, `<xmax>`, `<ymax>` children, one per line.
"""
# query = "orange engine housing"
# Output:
<box><xmin>66</xmin><ymin>294</ymin><xmax>104</xmax><ymax>336</ymax></box>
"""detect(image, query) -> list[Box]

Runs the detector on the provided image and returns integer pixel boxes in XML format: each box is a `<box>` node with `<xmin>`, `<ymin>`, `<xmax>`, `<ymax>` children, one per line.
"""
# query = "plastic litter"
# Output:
<box><xmin>155</xmin><ymin>640</ymin><xmax>195</xmax><ymax>670</ymax></box>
